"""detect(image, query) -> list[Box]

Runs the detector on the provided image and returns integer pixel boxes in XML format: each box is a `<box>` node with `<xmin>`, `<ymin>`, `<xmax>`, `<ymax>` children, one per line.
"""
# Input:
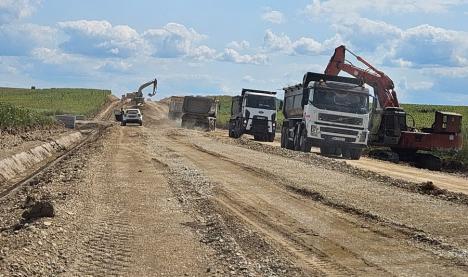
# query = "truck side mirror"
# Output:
<box><xmin>278</xmin><ymin>100</ymin><xmax>283</xmax><ymax>110</ymax></box>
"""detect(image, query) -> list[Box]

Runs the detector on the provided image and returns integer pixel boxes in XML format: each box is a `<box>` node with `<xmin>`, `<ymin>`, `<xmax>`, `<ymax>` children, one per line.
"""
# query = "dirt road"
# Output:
<box><xmin>212</xmin><ymin>130</ymin><xmax>468</xmax><ymax>195</ymax></box>
<box><xmin>1</xmin><ymin>101</ymin><xmax>468</xmax><ymax>276</ymax></box>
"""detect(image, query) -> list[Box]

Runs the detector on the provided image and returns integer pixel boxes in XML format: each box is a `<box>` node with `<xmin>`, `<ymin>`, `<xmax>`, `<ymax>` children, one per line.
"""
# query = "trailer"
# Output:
<box><xmin>181</xmin><ymin>96</ymin><xmax>218</xmax><ymax>131</ymax></box>
<box><xmin>168</xmin><ymin>96</ymin><xmax>185</xmax><ymax>120</ymax></box>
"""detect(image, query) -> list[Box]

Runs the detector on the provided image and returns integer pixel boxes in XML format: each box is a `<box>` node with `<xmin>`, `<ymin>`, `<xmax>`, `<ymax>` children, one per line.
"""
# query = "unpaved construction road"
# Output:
<box><xmin>1</xmin><ymin>101</ymin><xmax>468</xmax><ymax>276</ymax></box>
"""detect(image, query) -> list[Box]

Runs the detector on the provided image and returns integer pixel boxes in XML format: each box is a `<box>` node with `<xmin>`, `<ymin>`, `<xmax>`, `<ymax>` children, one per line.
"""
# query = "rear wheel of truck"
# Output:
<box><xmin>299</xmin><ymin>128</ymin><xmax>312</xmax><ymax>153</ymax></box>
<box><xmin>349</xmin><ymin>148</ymin><xmax>362</xmax><ymax>160</ymax></box>
<box><xmin>283</xmin><ymin>127</ymin><xmax>294</xmax><ymax>150</ymax></box>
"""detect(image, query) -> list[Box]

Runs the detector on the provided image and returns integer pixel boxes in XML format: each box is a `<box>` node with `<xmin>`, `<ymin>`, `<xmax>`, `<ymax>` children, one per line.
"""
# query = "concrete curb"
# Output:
<box><xmin>0</xmin><ymin>132</ymin><xmax>83</xmax><ymax>184</ymax></box>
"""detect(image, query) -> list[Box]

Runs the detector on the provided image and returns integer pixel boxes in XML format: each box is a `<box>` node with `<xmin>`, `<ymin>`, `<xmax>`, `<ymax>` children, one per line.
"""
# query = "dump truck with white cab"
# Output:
<box><xmin>281</xmin><ymin>72</ymin><xmax>372</xmax><ymax>159</ymax></box>
<box><xmin>228</xmin><ymin>89</ymin><xmax>278</xmax><ymax>142</ymax></box>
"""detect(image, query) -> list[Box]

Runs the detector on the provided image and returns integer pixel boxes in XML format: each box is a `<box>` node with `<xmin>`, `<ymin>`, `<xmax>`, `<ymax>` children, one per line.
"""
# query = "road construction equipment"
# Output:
<box><xmin>181</xmin><ymin>96</ymin><xmax>218</xmax><ymax>131</ymax></box>
<box><xmin>132</xmin><ymin>78</ymin><xmax>158</xmax><ymax>106</ymax></box>
<box><xmin>168</xmin><ymin>96</ymin><xmax>185</xmax><ymax>120</ymax></box>
<box><xmin>281</xmin><ymin>72</ymin><xmax>371</xmax><ymax>160</ymax></box>
<box><xmin>325</xmin><ymin>45</ymin><xmax>463</xmax><ymax>168</ymax></box>
<box><xmin>229</xmin><ymin>89</ymin><xmax>278</xmax><ymax>142</ymax></box>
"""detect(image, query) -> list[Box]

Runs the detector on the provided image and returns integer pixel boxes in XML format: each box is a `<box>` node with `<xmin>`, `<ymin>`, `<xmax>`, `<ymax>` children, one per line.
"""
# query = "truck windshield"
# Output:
<box><xmin>313</xmin><ymin>88</ymin><xmax>369</xmax><ymax>114</ymax></box>
<box><xmin>246</xmin><ymin>95</ymin><xmax>276</xmax><ymax>110</ymax></box>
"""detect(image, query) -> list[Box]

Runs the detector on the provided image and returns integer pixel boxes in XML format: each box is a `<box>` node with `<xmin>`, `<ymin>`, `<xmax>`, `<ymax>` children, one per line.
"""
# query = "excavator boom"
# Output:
<box><xmin>325</xmin><ymin>45</ymin><xmax>399</xmax><ymax>108</ymax></box>
<box><xmin>324</xmin><ymin>45</ymin><xmax>463</xmax><ymax>161</ymax></box>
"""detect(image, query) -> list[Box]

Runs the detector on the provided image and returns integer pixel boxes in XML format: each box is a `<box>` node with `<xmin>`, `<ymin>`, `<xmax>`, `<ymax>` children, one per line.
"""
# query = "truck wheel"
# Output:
<box><xmin>283</xmin><ymin>126</ymin><xmax>294</xmax><ymax>150</ymax></box>
<box><xmin>349</xmin><ymin>148</ymin><xmax>362</xmax><ymax>160</ymax></box>
<box><xmin>268</xmin><ymin>133</ymin><xmax>275</xmax><ymax>142</ymax></box>
<box><xmin>299</xmin><ymin>128</ymin><xmax>311</xmax><ymax>152</ymax></box>
<box><xmin>320</xmin><ymin>146</ymin><xmax>329</xmax><ymax>155</ymax></box>
<box><xmin>121</xmin><ymin>121</ymin><xmax>127</xmax><ymax>126</ymax></box>
<box><xmin>281</xmin><ymin>128</ymin><xmax>286</xmax><ymax>148</ymax></box>
<box><xmin>342</xmin><ymin>148</ymin><xmax>351</xmax><ymax>159</ymax></box>
<box><xmin>228</xmin><ymin>128</ymin><xmax>234</xmax><ymax>138</ymax></box>
<box><xmin>139</xmin><ymin>121</ymin><xmax>143</xmax><ymax>126</ymax></box>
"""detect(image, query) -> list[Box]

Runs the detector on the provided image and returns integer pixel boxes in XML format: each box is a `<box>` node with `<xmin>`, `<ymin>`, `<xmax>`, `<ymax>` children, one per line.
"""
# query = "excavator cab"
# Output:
<box><xmin>380</xmin><ymin>107</ymin><xmax>407</xmax><ymax>145</ymax></box>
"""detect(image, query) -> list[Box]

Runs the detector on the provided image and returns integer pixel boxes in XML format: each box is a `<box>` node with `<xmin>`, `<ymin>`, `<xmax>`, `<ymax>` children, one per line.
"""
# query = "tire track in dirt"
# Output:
<box><xmin>158</xmin><ymin>132</ymin><xmax>468</xmax><ymax>276</ymax></box>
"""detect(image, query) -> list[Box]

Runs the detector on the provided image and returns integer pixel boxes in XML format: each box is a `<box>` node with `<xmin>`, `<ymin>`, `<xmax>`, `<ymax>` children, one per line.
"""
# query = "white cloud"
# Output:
<box><xmin>0</xmin><ymin>0</ymin><xmax>41</xmax><ymax>24</ymax></box>
<box><xmin>263</xmin><ymin>29</ymin><xmax>340</xmax><ymax>55</ymax></box>
<box><xmin>226</xmin><ymin>40</ymin><xmax>250</xmax><ymax>50</ymax></box>
<box><xmin>305</xmin><ymin>0</ymin><xmax>466</xmax><ymax>19</ymax></box>
<box><xmin>331</xmin><ymin>17</ymin><xmax>402</xmax><ymax>52</ymax></box>
<box><xmin>261</xmin><ymin>9</ymin><xmax>285</xmax><ymax>24</ymax></box>
<box><xmin>188</xmin><ymin>45</ymin><xmax>218</xmax><ymax>61</ymax></box>
<box><xmin>389</xmin><ymin>24</ymin><xmax>468</xmax><ymax>67</ymax></box>
<box><xmin>0</xmin><ymin>23</ymin><xmax>57</xmax><ymax>56</ymax></box>
<box><xmin>58</xmin><ymin>20</ymin><xmax>148</xmax><ymax>58</ymax></box>
<box><xmin>217</xmin><ymin>48</ymin><xmax>268</xmax><ymax>65</ymax></box>
<box><xmin>143</xmin><ymin>22</ymin><xmax>208</xmax><ymax>58</ymax></box>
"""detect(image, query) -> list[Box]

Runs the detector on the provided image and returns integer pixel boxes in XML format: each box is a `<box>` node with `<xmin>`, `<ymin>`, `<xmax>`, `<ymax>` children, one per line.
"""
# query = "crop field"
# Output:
<box><xmin>0</xmin><ymin>87</ymin><xmax>111</xmax><ymax>129</ymax></box>
<box><xmin>0</xmin><ymin>88</ymin><xmax>111</xmax><ymax>116</ymax></box>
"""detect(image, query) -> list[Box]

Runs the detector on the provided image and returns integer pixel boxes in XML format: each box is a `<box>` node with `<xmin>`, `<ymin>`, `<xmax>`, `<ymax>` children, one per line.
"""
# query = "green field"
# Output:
<box><xmin>0</xmin><ymin>87</ymin><xmax>111</xmax><ymax>129</ymax></box>
<box><xmin>213</xmin><ymin>95</ymin><xmax>467</xmax><ymax>165</ymax></box>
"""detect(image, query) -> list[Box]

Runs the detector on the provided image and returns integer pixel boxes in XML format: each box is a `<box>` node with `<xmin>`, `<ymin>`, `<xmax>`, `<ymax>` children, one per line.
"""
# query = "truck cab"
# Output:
<box><xmin>229</xmin><ymin>89</ymin><xmax>277</xmax><ymax>141</ymax></box>
<box><xmin>281</xmin><ymin>73</ymin><xmax>371</xmax><ymax>159</ymax></box>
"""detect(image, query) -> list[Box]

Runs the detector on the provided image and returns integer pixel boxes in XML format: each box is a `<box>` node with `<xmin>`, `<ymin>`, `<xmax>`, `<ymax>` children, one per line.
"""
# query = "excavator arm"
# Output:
<box><xmin>325</xmin><ymin>45</ymin><xmax>399</xmax><ymax>108</ymax></box>
<box><xmin>137</xmin><ymin>78</ymin><xmax>158</xmax><ymax>97</ymax></box>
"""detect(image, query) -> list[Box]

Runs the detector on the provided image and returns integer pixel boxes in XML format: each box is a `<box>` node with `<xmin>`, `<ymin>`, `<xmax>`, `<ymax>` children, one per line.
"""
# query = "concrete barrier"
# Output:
<box><xmin>56</xmin><ymin>115</ymin><xmax>76</xmax><ymax>129</ymax></box>
<box><xmin>0</xmin><ymin>132</ymin><xmax>83</xmax><ymax>184</ymax></box>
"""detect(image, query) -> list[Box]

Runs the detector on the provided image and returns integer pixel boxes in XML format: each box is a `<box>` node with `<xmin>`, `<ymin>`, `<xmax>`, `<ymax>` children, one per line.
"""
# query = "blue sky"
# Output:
<box><xmin>0</xmin><ymin>0</ymin><xmax>467</xmax><ymax>104</ymax></box>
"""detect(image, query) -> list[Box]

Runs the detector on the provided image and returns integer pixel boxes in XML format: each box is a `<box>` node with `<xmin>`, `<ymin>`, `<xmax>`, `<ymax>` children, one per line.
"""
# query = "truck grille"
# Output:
<box><xmin>321</xmin><ymin>135</ymin><xmax>356</xmax><ymax>143</ymax></box>
<box><xmin>318</xmin><ymin>113</ymin><xmax>363</xmax><ymax>126</ymax></box>
<box><xmin>320</xmin><ymin>127</ymin><xmax>358</xmax><ymax>136</ymax></box>
<box><xmin>251</xmin><ymin>117</ymin><xmax>268</xmax><ymax>132</ymax></box>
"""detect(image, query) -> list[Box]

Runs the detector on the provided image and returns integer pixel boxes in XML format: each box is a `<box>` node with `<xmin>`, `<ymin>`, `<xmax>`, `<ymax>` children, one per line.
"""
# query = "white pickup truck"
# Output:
<box><xmin>121</xmin><ymin>108</ymin><xmax>143</xmax><ymax>126</ymax></box>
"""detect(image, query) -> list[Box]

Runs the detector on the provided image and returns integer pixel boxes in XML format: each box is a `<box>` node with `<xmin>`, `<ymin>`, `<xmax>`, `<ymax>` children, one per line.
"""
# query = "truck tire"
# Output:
<box><xmin>268</xmin><ymin>133</ymin><xmax>275</xmax><ymax>142</ymax></box>
<box><xmin>349</xmin><ymin>148</ymin><xmax>362</xmax><ymax>160</ymax></box>
<box><xmin>283</xmin><ymin>126</ymin><xmax>294</xmax><ymax>150</ymax></box>
<box><xmin>121</xmin><ymin>121</ymin><xmax>127</xmax><ymax>126</ymax></box>
<box><xmin>280</xmin><ymin>128</ymin><xmax>286</xmax><ymax>148</ymax></box>
<box><xmin>342</xmin><ymin>147</ymin><xmax>351</xmax><ymax>159</ymax></box>
<box><xmin>299</xmin><ymin>128</ymin><xmax>312</xmax><ymax>153</ymax></box>
<box><xmin>139</xmin><ymin>121</ymin><xmax>143</xmax><ymax>126</ymax></box>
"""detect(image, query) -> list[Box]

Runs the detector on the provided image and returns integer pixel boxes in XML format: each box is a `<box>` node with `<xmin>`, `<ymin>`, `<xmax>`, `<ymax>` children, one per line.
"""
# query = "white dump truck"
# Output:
<box><xmin>281</xmin><ymin>72</ymin><xmax>372</xmax><ymax>159</ymax></box>
<box><xmin>228</xmin><ymin>89</ymin><xmax>278</xmax><ymax>142</ymax></box>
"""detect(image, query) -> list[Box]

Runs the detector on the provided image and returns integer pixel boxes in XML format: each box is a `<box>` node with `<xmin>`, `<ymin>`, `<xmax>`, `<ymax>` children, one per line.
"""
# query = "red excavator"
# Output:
<box><xmin>325</xmin><ymin>45</ymin><xmax>463</xmax><ymax>169</ymax></box>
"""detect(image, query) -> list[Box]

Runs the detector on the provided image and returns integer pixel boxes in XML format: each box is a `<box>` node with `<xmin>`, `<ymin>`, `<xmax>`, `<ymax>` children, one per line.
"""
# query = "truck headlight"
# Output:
<box><xmin>358</xmin><ymin>131</ymin><xmax>368</xmax><ymax>142</ymax></box>
<box><xmin>272</xmin><ymin>122</ymin><xmax>276</xmax><ymax>127</ymax></box>
<box><xmin>310</xmin><ymin>125</ymin><xmax>320</xmax><ymax>136</ymax></box>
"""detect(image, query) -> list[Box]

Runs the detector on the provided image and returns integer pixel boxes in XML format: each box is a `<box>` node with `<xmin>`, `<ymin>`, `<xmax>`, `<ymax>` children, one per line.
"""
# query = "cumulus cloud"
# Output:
<box><xmin>263</xmin><ymin>29</ymin><xmax>341</xmax><ymax>55</ymax></box>
<box><xmin>226</xmin><ymin>40</ymin><xmax>250</xmax><ymax>50</ymax></box>
<box><xmin>0</xmin><ymin>0</ymin><xmax>41</xmax><ymax>24</ymax></box>
<box><xmin>217</xmin><ymin>48</ymin><xmax>268</xmax><ymax>65</ymax></box>
<box><xmin>331</xmin><ymin>17</ymin><xmax>402</xmax><ymax>52</ymax></box>
<box><xmin>143</xmin><ymin>22</ymin><xmax>209</xmax><ymax>58</ymax></box>
<box><xmin>261</xmin><ymin>9</ymin><xmax>285</xmax><ymax>24</ymax></box>
<box><xmin>58</xmin><ymin>20</ymin><xmax>148</xmax><ymax>58</ymax></box>
<box><xmin>389</xmin><ymin>25</ymin><xmax>468</xmax><ymax>67</ymax></box>
<box><xmin>0</xmin><ymin>23</ymin><xmax>57</xmax><ymax>56</ymax></box>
